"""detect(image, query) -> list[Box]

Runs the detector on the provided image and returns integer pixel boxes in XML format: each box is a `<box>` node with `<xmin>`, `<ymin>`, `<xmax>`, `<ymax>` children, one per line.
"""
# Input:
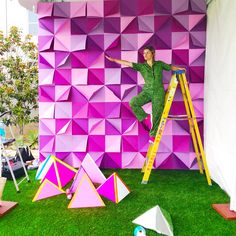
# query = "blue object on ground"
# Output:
<box><xmin>134</xmin><ymin>226</ymin><xmax>146</xmax><ymax>236</ymax></box>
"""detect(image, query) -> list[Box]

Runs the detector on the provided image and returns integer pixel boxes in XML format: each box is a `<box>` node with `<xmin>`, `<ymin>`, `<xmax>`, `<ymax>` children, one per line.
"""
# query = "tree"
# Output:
<box><xmin>0</xmin><ymin>26</ymin><xmax>38</xmax><ymax>135</ymax></box>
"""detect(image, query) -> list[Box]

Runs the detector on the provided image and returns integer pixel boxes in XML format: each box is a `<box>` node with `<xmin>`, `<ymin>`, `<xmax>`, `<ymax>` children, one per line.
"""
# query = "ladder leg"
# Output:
<box><xmin>4</xmin><ymin>157</ymin><xmax>20</xmax><ymax>192</ymax></box>
<box><xmin>9</xmin><ymin>125</ymin><xmax>30</xmax><ymax>182</ymax></box>
<box><xmin>141</xmin><ymin>143</ymin><xmax>153</xmax><ymax>173</ymax></box>
<box><xmin>15</xmin><ymin>147</ymin><xmax>30</xmax><ymax>182</ymax></box>
<box><xmin>180</xmin><ymin>73</ymin><xmax>212</xmax><ymax>185</ymax></box>
<box><xmin>178</xmin><ymin>76</ymin><xmax>203</xmax><ymax>174</ymax></box>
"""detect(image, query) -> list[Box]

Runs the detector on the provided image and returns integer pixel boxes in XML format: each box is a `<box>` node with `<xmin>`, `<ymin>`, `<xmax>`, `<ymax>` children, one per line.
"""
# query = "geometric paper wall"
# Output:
<box><xmin>38</xmin><ymin>0</ymin><xmax>206</xmax><ymax>170</ymax></box>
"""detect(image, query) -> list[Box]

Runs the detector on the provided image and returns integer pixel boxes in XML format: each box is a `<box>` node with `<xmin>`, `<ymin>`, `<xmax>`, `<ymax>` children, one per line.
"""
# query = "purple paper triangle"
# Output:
<box><xmin>97</xmin><ymin>174</ymin><xmax>116</xmax><ymax>202</ymax></box>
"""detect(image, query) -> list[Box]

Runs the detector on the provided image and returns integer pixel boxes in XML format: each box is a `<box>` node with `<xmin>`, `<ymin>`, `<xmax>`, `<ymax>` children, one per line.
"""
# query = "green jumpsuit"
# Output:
<box><xmin>130</xmin><ymin>61</ymin><xmax>172</xmax><ymax>137</ymax></box>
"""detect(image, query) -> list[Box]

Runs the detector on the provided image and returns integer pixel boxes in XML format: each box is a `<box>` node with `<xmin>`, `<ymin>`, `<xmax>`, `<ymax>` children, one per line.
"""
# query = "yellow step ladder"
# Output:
<box><xmin>141</xmin><ymin>71</ymin><xmax>212</xmax><ymax>185</ymax></box>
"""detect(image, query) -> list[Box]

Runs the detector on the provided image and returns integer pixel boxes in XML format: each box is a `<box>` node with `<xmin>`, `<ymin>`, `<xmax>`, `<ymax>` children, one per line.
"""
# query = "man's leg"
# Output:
<box><xmin>129</xmin><ymin>90</ymin><xmax>151</xmax><ymax>122</ymax></box>
<box><xmin>149</xmin><ymin>92</ymin><xmax>165</xmax><ymax>138</ymax></box>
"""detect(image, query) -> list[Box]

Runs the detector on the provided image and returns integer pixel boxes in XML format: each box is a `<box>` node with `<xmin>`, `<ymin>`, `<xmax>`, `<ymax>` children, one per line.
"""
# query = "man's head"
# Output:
<box><xmin>143</xmin><ymin>45</ymin><xmax>155</xmax><ymax>61</ymax></box>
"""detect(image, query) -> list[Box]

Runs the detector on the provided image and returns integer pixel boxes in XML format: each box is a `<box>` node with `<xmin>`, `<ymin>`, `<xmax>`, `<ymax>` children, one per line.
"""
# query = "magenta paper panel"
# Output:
<box><xmin>38</xmin><ymin>0</ymin><xmax>206</xmax><ymax>170</ymax></box>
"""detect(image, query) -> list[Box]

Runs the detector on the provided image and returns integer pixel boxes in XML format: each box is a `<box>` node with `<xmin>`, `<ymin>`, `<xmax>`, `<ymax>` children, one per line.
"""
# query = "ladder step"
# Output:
<box><xmin>168</xmin><ymin>115</ymin><xmax>189</xmax><ymax>120</ymax></box>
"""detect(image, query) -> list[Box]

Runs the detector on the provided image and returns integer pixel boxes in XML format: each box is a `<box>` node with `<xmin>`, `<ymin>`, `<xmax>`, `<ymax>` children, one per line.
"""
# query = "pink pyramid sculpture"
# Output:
<box><xmin>97</xmin><ymin>173</ymin><xmax>130</xmax><ymax>203</ymax></box>
<box><xmin>68</xmin><ymin>173</ymin><xmax>105</xmax><ymax>208</ymax></box>
<box><xmin>41</xmin><ymin>155</ymin><xmax>77</xmax><ymax>189</ymax></box>
<box><xmin>33</xmin><ymin>179</ymin><xmax>65</xmax><ymax>202</ymax></box>
<box><xmin>81</xmin><ymin>153</ymin><xmax>106</xmax><ymax>185</ymax></box>
<box><xmin>41</xmin><ymin>162</ymin><xmax>60</xmax><ymax>187</ymax></box>
<box><xmin>69</xmin><ymin>166</ymin><xmax>87</xmax><ymax>193</ymax></box>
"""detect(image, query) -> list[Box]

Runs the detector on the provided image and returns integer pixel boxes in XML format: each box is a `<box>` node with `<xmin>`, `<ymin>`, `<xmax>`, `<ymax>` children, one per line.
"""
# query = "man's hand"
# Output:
<box><xmin>178</xmin><ymin>67</ymin><xmax>186</xmax><ymax>72</ymax></box>
<box><xmin>172</xmin><ymin>66</ymin><xmax>186</xmax><ymax>72</ymax></box>
<box><xmin>105</xmin><ymin>55</ymin><xmax>116</xmax><ymax>62</ymax></box>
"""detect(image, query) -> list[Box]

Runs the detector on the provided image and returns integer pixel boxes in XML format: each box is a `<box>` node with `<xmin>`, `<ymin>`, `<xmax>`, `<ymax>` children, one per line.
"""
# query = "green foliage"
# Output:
<box><xmin>26</xmin><ymin>129</ymin><xmax>38</xmax><ymax>149</ymax></box>
<box><xmin>0</xmin><ymin>26</ymin><xmax>38</xmax><ymax>135</ymax></box>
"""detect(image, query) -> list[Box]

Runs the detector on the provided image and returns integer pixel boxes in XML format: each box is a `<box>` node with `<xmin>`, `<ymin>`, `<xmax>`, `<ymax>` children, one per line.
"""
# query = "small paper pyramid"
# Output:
<box><xmin>35</xmin><ymin>155</ymin><xmax>53</xmax><ymax>180</ymax></box>
<box><xmin>132</xmin><ymin>205</ymin><xmax>173</xmax><ymax>236</ymax></box>
<box><xmin>33</xmin><ymin>179</ymin><xmax>65</xmax><ymax>202</ymax></box>
<box><xmin>41</xmin><ymin>155</ymin><xmax>77</xmax><ymax>189</ymax></box>
<box><xmin>55</xmin><ymin>158</ymin><xmax>77</xmax><ymax>187</ymax></box>
<box><xmin>41</xmin><ymin>163</ymin><xmax>60</xmax><ymax>187</ymax></box>
<box><xmin>81</xmin><ymin>154</ymin><xmax>106</xmax><ymax>185</ymax></box>
<box><xmin>69</xmin><ymin>166</ymin><xmax>87</xmax><ymax>193</ymax></box>
<box><xmin>97</xmin><ymin>173</ymin><xmax>130</xmax><ymax>203</ymax></box>
<box><xmin>68</xmin><ymin>173</ymin><xmax>105</xmax><ymax>208</ymax></box>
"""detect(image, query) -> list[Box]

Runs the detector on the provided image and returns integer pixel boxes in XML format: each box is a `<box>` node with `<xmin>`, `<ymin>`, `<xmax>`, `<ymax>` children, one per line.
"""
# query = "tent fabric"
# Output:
<box><xmin>205</xmin><ymin>0</ymin><xmax>236</xmax><ymax>211</ymax></box>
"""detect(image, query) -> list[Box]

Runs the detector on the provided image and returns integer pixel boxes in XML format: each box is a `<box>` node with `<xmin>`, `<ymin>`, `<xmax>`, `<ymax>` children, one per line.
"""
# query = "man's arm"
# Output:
<box><xmin>105</xmin><ymin>56</ymin><xmax>132</xmax><ymax>67</ymax></box>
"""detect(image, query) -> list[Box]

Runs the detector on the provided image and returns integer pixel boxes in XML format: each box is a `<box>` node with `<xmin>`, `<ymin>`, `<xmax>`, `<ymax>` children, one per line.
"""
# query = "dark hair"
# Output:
<box><xmin>143</xmin><ymin>45</ymin><xmax>155</xmax><ymax>54</ymax></box>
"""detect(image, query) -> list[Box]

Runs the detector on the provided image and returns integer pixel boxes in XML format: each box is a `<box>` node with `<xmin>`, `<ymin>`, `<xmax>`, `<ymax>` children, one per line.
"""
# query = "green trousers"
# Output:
<box><xmin>129</xmin><ymin>89</ymin><xmax>165</xmax><ymax>137</ymax></box>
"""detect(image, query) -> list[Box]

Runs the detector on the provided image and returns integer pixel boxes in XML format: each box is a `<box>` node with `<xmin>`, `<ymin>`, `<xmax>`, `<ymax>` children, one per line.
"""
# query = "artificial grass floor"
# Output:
<box><xmin>1</xmin><ymin>169</ymin><xmax>236</xmax><ymax>236</ymax></box>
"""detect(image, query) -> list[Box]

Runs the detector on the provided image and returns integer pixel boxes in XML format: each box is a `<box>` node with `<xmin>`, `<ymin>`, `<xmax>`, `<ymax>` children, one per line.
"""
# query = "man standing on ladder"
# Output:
<box><xmin>106</xmin><ymin>45</ymin><xmax>185</xmax><ymax>143</ymax></box>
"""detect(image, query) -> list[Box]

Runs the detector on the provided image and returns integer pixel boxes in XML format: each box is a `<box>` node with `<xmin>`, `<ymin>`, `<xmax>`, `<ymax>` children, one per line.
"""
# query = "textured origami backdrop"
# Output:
<box><xmin>38</xmin><ymin>0</ymin><xmax>206</xmax><ymax>169</ymax></box>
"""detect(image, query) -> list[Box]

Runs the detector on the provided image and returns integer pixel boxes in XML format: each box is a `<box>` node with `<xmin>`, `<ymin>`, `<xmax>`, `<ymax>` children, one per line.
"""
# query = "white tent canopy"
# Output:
<box><xmin>205</xmin><ymin>0</ymin><xmax>236</xmax><ymax>211</ymax></box>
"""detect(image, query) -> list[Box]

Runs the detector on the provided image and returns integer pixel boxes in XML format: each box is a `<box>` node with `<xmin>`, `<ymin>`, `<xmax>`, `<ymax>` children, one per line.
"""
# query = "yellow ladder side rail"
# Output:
<box><xmin>141</xmin><ymin>74</ymin><xmax>178</xmax><ymax>184</ymax></box>
<box><xmin>141</xmin><ymin>143</ymin><xmax>153</xmax><ymax>173</ymax></box>
<box><xmin>180</xmin><ymin>73</ymin><xmax>212</xmax><ymax>185</ymax></box>
<box><xmin>142</xmin><ymin>75</ymin><xmax>178</xmax><ymax>173</ymax></box>
<box><xmin>178</xmin><ymin>75</ymin><xmax>203</xmax><ymax>174</ymax></box>
<box><xmin>164</xmin><ymin>76</ymin><xmax>174</xmax><ymax>103</ymax></box>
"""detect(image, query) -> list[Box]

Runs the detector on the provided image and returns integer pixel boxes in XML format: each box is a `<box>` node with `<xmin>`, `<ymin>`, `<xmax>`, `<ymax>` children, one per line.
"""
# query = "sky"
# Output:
<box><xmin>0</xmin><ymin>0</ymin><xmax>29</xmax><ymax>35</ymax></box>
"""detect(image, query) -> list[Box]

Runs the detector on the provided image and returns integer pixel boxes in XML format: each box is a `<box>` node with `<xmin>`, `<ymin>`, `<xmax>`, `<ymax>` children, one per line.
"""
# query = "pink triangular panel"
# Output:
<box><xmin>189</xmin><ymin>49</ymin><xmax>205</xmax><ymax>65</ymax></box>
<box><xmin>33</xmin><ymin>179</ymin><xmax>64</xmax><ymax>202</ymax></box>
<box><xmin>70</xmin><ymin>2</ymin><xmax>86</xmax><ymax>17</ymax></box>
<box><xmin>121</xmin><ymin>17</ymin><xmax>136</xmax><ymax>32</ymax></box>
<box><xmin>81</xmin><ymin>154</ymin><xmax>106</xmax><ymax>184</ymax></box>
<box><xmin>104</xmin><ymin>34</ymin><xmax>120</xmax><ymax>50</ymax></box>
<box><xmin>89</xmin><ymin>119</ymin><xmax>105</xmax><ymax>135</ymax></box>
<box><xmin>97</xmin><ymin>174</ymin><xmax>116</xmax><ymax>202</ymax></box>
<box><xmin>39</xmin><ymin>69</ymin><xmax>54</xmax><ymax>85</ymax></box>
<box><xmin>123</xmin><ymin>120</ymin><xmax>138</xmax><ymax>135</ymax></box>
<box><xmin>172</xmin><ymin>32</ymin><xmax>189</xmax><ymax>49</ymax></box>
<box><xmin>173</xmin><ymin>15</ymin><xmax>189</xmax><ymax>30</ymax></box>
<box><xmin>88</xmin><ymin>152</ymin><xmax>104</xmax><ymax>167</ymax></box>
<box><xmin>40</xmin><ymin>119</ymin><xmax>55</xmax><ymax>135</ymax></box>
<box><xmin>41</xmin><ymin>163</ymin><xmax>59</xmax><ymax>187</ymax></box>
<box><xmin>87</xmin><ymin>1</ymin><xmax>104</xmax><ymax>17</ymax></box>
<box><xmin>37</xmin><ymin>3</ymin><xmax>53</xmax><ymax>18</ymax></box>
<box><xmin>138</xmin><ymin>33</ymin><xmax>153</xmax><ymax>48</ymax></box>
<box><xmin>63</xmin><ymin>153</ymin><xmax>81</xmax><ymax>168</ymax></box>
<box><xmin>105</xmin><ymin>87</ymin><xmax>120</xmax><ymax>102</ymax></box>
<box><xmin>71</xmin><ymin>35</ymin><xmax>87</xmax><ymax>51</ymax></box>
<box><xmin>69</xmin><ymin>167</ymin><xmax>86</xmax><ymax>193</ymax></box>
<box><xmin>40</xmin><ymin>137</ymin><xmax>55</xmax><ymax>152</ymax></box>
<box><xmin>122</xmin><ymin>152</ymin><xmax>145</xmax><ymax>169</ymax></box>
<box><xmin>38</xmin><ymin>36</ymin><xmax>54</xmax><ymax>51</ymax></box>
<box><xmin>154</xmin><ymin>153</ymin><xmax>172</xmax><ymax>168</ymax></box>
<box><xmin>68</xmin><ymin>174</ymin><xmax>105</xmax><ymax>208</ymax></box>
<box><xmin>55</xmin><ymin>86</ymin><xmax>71</xmax><ymax>101</ymax></box>
<box><xmin>116</xmin><ymin>174</ymin><xmax>130</xmax><ymax>202</ymax></box>
<box><xmin>55</xmin><ymin>160</ymin><xmax>76</xmax><ymax>188</ymax></box>
<box><xmin>189</xmin><ymin>15</ymin><xmax>205</xmax><ymax>30</ymax></box>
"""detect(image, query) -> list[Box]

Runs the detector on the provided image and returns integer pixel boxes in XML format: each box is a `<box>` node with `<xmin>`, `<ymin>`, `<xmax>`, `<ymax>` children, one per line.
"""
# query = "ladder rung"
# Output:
<box><xmin>168</xmin><ymin>115</ymin><xmax>189</xmax><ymax>120</ymax></box>
<box><xmin>17</xmin><ymin>176</ymin><xmax>28</xmax><ymax>185</ymax></box>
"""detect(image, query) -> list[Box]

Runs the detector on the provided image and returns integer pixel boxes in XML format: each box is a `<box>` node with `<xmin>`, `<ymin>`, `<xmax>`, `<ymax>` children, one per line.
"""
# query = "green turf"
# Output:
<box><xmin>1</xmin><ymin>169</ymin><xmax>236</xmax><ymax>236</ymax></box>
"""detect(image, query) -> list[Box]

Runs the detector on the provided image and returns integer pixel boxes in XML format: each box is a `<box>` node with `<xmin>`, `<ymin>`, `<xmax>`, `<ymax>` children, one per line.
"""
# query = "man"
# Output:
<box><xmin>106</xmin><ymin>45</ymin><xmax>185</xmax><ymax>143</ymax></box>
